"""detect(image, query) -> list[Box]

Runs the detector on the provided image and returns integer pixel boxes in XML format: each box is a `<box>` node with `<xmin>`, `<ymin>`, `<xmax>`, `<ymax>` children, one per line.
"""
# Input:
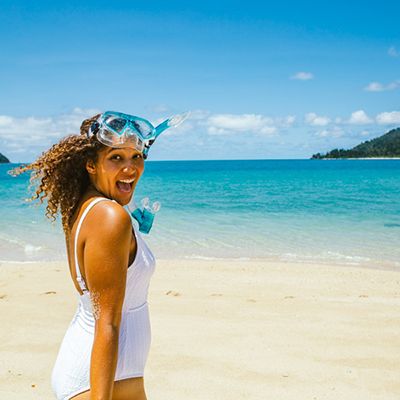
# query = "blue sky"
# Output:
<box><xmin>1</xmin><ymin>0</ymin><xmax>399</xmax><ymax>161</ymax></box>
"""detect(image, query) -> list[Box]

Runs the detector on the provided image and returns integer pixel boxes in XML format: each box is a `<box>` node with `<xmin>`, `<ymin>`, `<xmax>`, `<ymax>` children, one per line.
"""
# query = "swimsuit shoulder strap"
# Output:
<box><xmin>74</xmin><ymin>197</ymin><xmax>113</xmax><ymax>293</ymax></box>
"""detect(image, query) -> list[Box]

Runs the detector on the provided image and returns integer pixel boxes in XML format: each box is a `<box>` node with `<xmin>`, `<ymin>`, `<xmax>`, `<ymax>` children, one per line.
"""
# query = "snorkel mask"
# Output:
<box><xmin>87</xmin><ymin>110</ymin><xmax>189</xmax><ymax>159</ymax></box>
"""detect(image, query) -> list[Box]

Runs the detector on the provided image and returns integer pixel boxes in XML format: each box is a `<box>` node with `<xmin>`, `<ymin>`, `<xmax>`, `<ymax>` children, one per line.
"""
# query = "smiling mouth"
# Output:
<box><xmin>116</xmin><ymin>178</ymin><xmax>135</xmax><ymax>193</ymax></box>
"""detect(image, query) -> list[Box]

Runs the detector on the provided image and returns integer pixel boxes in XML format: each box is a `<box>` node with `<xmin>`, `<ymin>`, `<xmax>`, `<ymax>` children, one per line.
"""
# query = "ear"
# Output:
<box><xmin>86</xmin><ymin>159</ymin><xmax>97</xmax><ymax>175</ymax></box>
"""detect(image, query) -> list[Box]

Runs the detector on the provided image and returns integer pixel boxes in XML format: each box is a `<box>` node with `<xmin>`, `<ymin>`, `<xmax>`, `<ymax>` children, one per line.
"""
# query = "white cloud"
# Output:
<box><xmin>348</xmin><ymin>110</ymin><xmax>373</xmax><ymax>124</ymax></box>
<box><xmin>285</xmin><ymin>115</ymin><xmax>296</xmax><ymax>125</ymax></box>
<box><xmin>387</xmin><ymin>81</ymin><xmax>400</xmax><ymax>90</ymax></box>
<box><xmin>0</xmin><ymin>108</ymin><xmax>101</xmax><ymax>141</ymax></box>
<box><xmin>4</xmin><ymin>107</ymin><xmax>400</xmax><ymax>162</ymax></box>
<box><xmin>365</xmin><ymin>82</ymin><xmax>385</xmax><ymax>92</ymax></box>
<box><xmin>305</xmin><ymin>112</ymin><xmax>330</xmax><ymax>126</ymax></box>
<box><xmin>291</xmin><ymin>71</ymin><xmax>314</xmax><ymax>81</ymax></box>
<box><xmin>208</xmin><ymin>114</ymin><xmax>272</xmax><ymax>131</ymax></box>
<box><xmin>376</xmin><ymin>111</ymin><xmax>400</xmax><ymax>125</ymax></box>
<box><xmin>206</xmin><ymin>113</ymin><xmax>277</xmax><ymax>136</ymax></box>
<box><xmin>388</xmin><ymin>46</ymin><xmax>399</xmax><ymax>57</ymax></box>
<box><xmin>315</xmin><ymin>127</ymin><xmax>344</xmax><ymax>138</ymax></box>
<box><xmin>0</xmin><ymin>116</ymin><xmax>13</xmax><ymax>126</ymax></box>
<box><xmin>186</xmin><ymin>109</ymin><xmax>210</xmax><ymax>120</ymax></box>
<box><xmin>155</xmin><ymin>111</ymin><xmax>295</xmax><ymax>139</ymax></box>
<box><xmin>0</xmin><ymin>108</ymin><xmax>101</xmax><ymax>161</ymax></box>
<box><xmin>0</xmin><ymin>109</ymin><xmax>297</xmax><ymax>161</ymax></box>
<box><xmin>279</xmin><ymin>115</ymin><xmax>296</xmax><ymax>127</ymax></box>
<box><xmin>364</xmin><ymin>80</ymin><xmax>399</xmax><ymax>92</ymax></box>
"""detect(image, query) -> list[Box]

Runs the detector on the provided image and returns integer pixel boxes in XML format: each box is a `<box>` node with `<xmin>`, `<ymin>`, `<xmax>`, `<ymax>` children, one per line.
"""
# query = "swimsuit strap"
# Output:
<box><xmin>74</xmin><ymin>197</ymin><xmax>113</xmax><ymax>293</ymax></box>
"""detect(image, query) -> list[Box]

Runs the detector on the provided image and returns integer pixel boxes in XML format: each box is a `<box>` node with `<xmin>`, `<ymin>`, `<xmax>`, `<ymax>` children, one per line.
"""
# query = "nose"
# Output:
<box><xmin>122</xmin><ymin>165</ymin><xmax>133</xmax><ymax>174</ymax></box>
<box><xmin>122</xmin><ymin>159</ymin><xmax>137</xmax><ymax>174</ymax></box>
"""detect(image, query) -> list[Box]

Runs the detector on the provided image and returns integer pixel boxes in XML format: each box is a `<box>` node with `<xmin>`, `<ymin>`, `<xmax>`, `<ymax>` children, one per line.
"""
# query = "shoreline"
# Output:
<box><xmin>2</xmin><ymin>255</ymin><xmax>399</xmax><ymax>272</ymax></box>
<box><xmin>1</xmin><ymin>259</ymin><xmax>400</xmax><ymax>399</ymax></box>
<box><xmin>313</xmin><ymin>157</ymin><xmax>400</xmax><ymax>160</ymax></box>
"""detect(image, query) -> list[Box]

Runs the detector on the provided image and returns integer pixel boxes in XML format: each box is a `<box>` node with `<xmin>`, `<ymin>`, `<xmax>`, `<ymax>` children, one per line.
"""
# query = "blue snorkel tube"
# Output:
<box><xmin>129</xmin><ymin>197</ymin><xmax>161</xmax><ymax>234</ymax></box>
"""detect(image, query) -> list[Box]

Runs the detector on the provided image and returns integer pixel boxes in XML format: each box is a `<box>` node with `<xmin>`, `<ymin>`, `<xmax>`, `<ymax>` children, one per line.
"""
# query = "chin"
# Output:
<box><xmin>112</xmin><ymin>186</ymin><xmax>135</xmax><ymax>206</ymax></box>
<box><xmin>120</xmin><ymin>198</ymin><xmax>131</xmax><ymax>206</ymax></box>
<box><xmin>119</xmin><ymin>193</ymin><xmax>134</xmax><ymax>206</ymax></box>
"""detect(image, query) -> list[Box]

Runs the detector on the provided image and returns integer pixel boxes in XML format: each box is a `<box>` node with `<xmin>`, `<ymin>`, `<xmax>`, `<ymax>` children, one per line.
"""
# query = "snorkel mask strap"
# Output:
<box><xmin>87</xmin><ymin>120</ymin><xmax>100</xmax><ymax>138</ymax></box>
<box><xmin>142</xmin><ymin>139</ymin><xmax>155</xmax><ymax>160</ymax></box>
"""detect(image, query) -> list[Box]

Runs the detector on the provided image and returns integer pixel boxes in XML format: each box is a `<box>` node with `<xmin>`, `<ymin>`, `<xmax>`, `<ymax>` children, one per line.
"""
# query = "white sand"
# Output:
<box><xmin>0</xmin><ymin>259</ymin><xmax>399</xmax><ymax>399</ymax></box>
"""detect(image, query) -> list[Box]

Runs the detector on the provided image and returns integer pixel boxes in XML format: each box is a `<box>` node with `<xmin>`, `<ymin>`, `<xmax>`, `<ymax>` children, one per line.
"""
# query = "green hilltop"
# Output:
<box><xmin>0</xmin><ymin>152</ymin><xmax>10</xmax><ymax>163</ymax></box>
<box><xmin>312</xmin><ymin>127</ymin><xmax>400</xmax><ymax>159</ymax></box>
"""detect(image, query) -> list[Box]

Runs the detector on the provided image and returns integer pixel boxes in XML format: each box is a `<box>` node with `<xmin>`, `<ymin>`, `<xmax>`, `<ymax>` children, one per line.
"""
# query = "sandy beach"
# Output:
<box><xmin>0</xmin><ymin>259</ymin><xmax>399</xmax><ymax>400</ymax></box>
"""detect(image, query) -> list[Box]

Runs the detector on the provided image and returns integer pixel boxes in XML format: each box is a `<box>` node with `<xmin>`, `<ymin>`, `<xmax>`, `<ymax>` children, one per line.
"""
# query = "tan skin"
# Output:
<box><xmin>65</xmin><ymin>146</ymin><xmax>147</xmax><ymax>400</ymax></box>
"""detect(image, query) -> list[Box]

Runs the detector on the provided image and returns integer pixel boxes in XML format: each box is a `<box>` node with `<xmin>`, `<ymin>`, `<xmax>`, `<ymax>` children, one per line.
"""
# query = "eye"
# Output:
<box><xmin>133</xmin><ymin>153</ymin><xmax>143</xmax><ymax>159</ymax></box>
<box><xmin>110</xmin><ymin>154</ymin><xmax>122</xmax><ymax>161</ymax></box>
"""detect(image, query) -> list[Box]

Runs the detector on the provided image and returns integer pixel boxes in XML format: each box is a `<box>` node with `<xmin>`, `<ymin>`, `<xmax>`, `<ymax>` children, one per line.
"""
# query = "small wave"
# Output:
<box><xmin>184</xmin><ymin>255</ymin><xmax>220</xmax><ymax>260</ymax></box>
<box><xmin>183</xmin><ymin>254</ymin><xmax>252</xmax><ymax>261</ymax></box>
<box><xmin>24</xmin><ymin>244</ymin><xmax>42</xmax><ymax>254</ymax></box>
<box><xmin>0</xmin><ymin>232</ymin><xmax>44</xmax><ymax>259</ymax></box>
<box><xmin>0</xmin><ymin>233</ymin><xmax>42</xmax><ymax>253</ymax></box>
<box><xmin>0</xmin><ymin>232</ymin><xmax>25</xmax><ymax>247</ymax></box>
<box><xmin>384</xmin><ymin>223</ymin><xmax>400</xmax><ymax>228</ymax></box>
<box><xmin>281</xmin><ymin>251</ymin><xmax>371</xmax><ymax>265</ymax></box>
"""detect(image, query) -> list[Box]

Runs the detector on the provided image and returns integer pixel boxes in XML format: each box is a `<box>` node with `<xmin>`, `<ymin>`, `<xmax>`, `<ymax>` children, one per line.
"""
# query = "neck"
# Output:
<box><xmin>86</xmin><ymin>183</ymin><xmax>108</xmax><ymax>199</ymax></box>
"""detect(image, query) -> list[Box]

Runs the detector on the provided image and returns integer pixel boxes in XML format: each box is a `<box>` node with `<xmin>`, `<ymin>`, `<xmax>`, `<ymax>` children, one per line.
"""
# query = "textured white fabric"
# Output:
<box><xmin>51</xmin><ymin>198</ymin><xmax>156</xmax><ymax>400</ymax></box>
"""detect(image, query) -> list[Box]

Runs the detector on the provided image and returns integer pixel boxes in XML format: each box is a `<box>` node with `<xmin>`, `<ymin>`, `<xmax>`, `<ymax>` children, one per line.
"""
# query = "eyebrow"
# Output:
<box><xmin>107</xmin><ymin>148</ymin><xmax>141</xmax><ymax>155</ymax></box>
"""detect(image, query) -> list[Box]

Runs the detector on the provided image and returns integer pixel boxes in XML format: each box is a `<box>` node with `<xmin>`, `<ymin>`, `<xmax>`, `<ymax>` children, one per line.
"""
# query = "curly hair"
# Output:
<box><xmin>10</xmin><ymin>114</ymin><xmax>105</xmax><ymax>235</ymax></box>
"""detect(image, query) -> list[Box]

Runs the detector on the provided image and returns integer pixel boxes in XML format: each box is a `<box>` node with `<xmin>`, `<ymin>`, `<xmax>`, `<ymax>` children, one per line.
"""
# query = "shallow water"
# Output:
<box><xmin>1</xmin><ymin>160</ymin><xmax>399</xmax><ymax>269</ymax></box>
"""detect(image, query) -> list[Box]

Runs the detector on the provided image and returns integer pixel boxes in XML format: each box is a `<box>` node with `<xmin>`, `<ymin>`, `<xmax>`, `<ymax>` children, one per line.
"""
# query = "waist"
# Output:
<box><xmin>73</xmin><ymin>300</ymin><xmax>149</xmax><ymax>332</ymax></box>
<box><xmin>78</xmin><ymin>299</ymin><xmax>148</xmax><ymax>315</ymax></box>
<box><xmin>125</xmin><ymin>301</ymin><xmax>148</xmax><ymax>313</ymax></box>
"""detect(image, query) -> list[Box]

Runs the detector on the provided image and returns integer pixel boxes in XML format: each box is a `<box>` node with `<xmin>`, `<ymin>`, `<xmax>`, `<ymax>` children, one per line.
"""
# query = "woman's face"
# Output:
<box><xmin>87</xmin><ymin>146</ymin><xmax>144</xmax><ymax>205</ymax></box>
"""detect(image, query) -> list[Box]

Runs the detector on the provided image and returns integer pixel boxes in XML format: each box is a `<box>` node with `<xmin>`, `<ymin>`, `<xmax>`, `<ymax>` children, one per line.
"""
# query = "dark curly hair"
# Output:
<box><xmin>10</xmin><ymin>114</ymin><xmax>106</xmax><ymax>235</ymax></box>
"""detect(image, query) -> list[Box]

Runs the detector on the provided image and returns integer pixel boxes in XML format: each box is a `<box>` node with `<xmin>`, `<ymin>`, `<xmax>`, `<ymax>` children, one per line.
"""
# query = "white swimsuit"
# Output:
<box><xmin>51</xmin><ymin>197</ymin><xmax>156</xmax><ymax>400</ymax></box>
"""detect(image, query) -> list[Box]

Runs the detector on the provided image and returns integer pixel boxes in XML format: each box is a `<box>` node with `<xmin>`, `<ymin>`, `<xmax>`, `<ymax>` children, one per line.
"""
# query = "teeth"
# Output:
<box><xmin>119</xmin><ymin>178</ymin><xmax>135</xmax><ymax>184</ymax></box>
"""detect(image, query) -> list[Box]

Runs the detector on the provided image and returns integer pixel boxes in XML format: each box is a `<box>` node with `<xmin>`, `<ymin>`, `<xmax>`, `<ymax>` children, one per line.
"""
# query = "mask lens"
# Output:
<box><xmin>104</xmin><ymin>115</ymin><xmax>127</xmax><ymax>134</ymax></box>
<box><xmin>96</xmin><ymin>127</ymin><xmax>144</xmax><ymax>151</ymax></box>
<box><xmin>97</xmin><ymin>127</ymin><xmax>120</xmax><ymax>146</ymax></box>
<box><xmin>131</xmin><ymin>119</ymin><xmax>154</xmax><ymax>139</ymax></box>
<box><xmin>123</xmin><ymin>127</ymin><xmax>144</xmax><ymax>150</ymax></box>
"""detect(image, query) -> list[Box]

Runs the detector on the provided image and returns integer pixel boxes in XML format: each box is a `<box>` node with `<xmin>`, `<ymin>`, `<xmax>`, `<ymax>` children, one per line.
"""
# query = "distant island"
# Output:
<box><xmin>311</xmin><ymin>127</ymin><xmax>400</xmax><ymax>159</ymax></box>
<box><xmin>0</xmin><ymin>152</ymin><xmax>10</xmax><ymax>163</ymax></box>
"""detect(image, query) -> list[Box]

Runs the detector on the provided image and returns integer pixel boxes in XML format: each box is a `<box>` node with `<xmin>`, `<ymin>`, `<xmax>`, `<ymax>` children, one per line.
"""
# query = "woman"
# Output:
<box><xmin>13</xmin><ymin>111</ymin><xmax>186</xmax><ymax>399</ymax></box>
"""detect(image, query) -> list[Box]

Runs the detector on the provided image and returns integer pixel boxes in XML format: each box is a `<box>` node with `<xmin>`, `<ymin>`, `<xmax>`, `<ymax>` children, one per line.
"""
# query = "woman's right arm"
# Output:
<box><xmin>83</xmin><ymin>203</ymin><xmax>133</xmax><ymax>400</ymax></box>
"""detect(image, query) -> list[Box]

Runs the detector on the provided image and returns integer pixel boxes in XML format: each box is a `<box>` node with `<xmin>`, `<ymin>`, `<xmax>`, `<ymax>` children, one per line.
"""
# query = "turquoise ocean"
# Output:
<box><xmin>1</xmin><ymin>160</ymin><xmax>399</xmax><ymax>270</ymax></box>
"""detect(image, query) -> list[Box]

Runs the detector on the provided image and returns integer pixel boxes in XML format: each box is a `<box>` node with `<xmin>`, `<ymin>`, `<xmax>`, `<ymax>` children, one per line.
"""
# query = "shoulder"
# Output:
<box><xmin>83</xmin><ymin>199</ymin><xmax>132</xmax><ymax>239</ymax></box>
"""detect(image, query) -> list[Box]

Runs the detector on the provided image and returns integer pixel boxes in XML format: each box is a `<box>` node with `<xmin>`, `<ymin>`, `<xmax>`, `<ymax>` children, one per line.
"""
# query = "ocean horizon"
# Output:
<box><xmin>1</xmin><ymin>159</ymin><xmax>399</xmax><ymax>270</ymax></box>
